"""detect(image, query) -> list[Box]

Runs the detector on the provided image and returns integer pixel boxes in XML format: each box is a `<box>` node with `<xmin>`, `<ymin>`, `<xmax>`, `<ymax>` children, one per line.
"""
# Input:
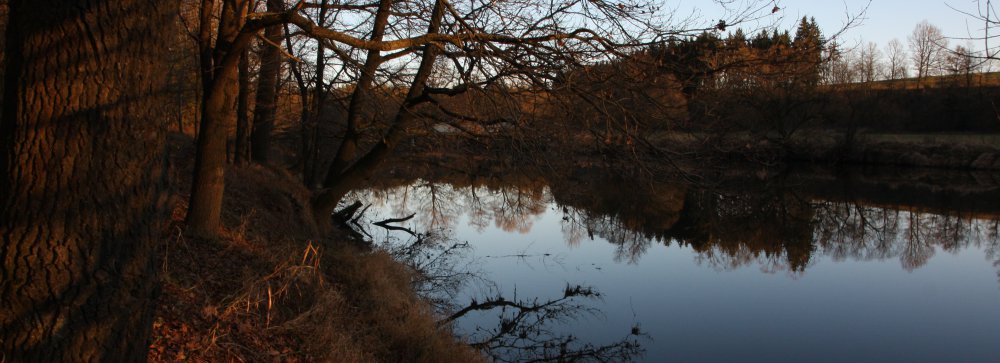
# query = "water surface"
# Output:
<box><xmin>349</xmin><ymin>166</ymin><xmax>1000</xmax><ymax>362</ymax></box>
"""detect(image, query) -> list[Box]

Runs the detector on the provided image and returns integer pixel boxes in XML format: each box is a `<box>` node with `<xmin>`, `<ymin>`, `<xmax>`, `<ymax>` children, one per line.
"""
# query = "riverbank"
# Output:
<box><xmin>786</xmin><ymin>131</ymin><xmax>1000</xmax><ymax>170</ymax></box>
<box><xmin>647</xmin><ymin>131</ymin><xmax>1000</xmax><ymax>170</ymax></box>
<box><xmin>149</xmin><ymin>135</ymin><xmax>482</xmax><ymax>362</ymax></box>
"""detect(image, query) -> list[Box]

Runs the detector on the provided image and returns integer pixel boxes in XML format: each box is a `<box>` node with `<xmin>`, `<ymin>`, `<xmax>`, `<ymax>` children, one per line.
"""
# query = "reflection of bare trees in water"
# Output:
<box><xmin>813</xmin><ymin>203</ymin><xmax>901</xmax><ymax>263</ymax></box>
<box><xmin>674</xmin><ymin>191</ymin><xmax>816</xmax><ymax>274</ymax></box>
<box><xmin>984</xmin><ymin>219</ymin><xmax>1000</xmax><ymax>284</ymax></box>
<box><xmin>813</xmin><ymin>203</ymin><xmax>1000</xmax><ymax>272</ymax></box>
<box><xmin>561</xmin><ymin>187</ymin><xmax>1000</xmax><ymax>275</ymax></box>
<box><xmin>375</xmin><ymin>229</ymin><xmax>487</xmax><ymax>314</ymax></box>
<box><xmin>552</xmin><ymin>177</ymin><xmax>685</xmax><ymax>264</ymax></box>
<box><xmin>694</xmin><ymin>243</ymin><xmax>804</xmax><ymax>275</ymax></box>
<box><xmin>561</xmin><ymin>211</ymin><xmax>654</xmax><ymax>264</ymax></box>
<box><xmin>359</xmin><ymin>207</ymin><xmax>646</xmax><ymax>362</ymax></box>
<box><xmin>442</xmin><ymin>285</ymin><xmax>645</xmax><ymax>363</ymax></box>
<box><xmin>350</xmin><ymin>175</ymin><xmax>1000</xmax><ymax>361</ymax></box>
<box><xmin>555</xmin><ymin>180</ymin><xmax>1000</xmax><ymax>275</ymax></box>
<box><xmin>358</xmin><ymin>176</ymin><xmax>1000</xmax><ymax>276</ymax></box>
<box><xmin>467</xmin><ymin>185</ymin><xmax>549</xmax><ymax>234</ymax></box>
<box><xmin>353</xmin><ymin>181</ymin><xmax>549</xmax><ymax>236</ymax></box>
<box><xmin>386</xmin><ymin>233</ymin><xmax>645</xmax><ymax>362</ymax></box>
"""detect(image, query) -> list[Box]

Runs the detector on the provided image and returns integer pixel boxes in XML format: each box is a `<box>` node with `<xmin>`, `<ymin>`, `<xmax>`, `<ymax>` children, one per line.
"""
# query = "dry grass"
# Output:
<box><xmin>150</xmin><ymin>134</ymin><xmax>483</xmax><ymax>362</ymax></box>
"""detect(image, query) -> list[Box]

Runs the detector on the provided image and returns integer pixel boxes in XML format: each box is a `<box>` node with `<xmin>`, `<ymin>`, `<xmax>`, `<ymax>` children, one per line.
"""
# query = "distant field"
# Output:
<box><xmin>824</xmin><ymin>72</ymin><xmax>1000</xmax><ymax>90</ymax></box>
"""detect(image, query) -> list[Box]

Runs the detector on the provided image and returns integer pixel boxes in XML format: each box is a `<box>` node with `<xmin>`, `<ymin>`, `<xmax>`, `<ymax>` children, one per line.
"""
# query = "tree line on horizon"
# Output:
<box><xmin>539</xmin><ymin>15</ymin><xmax>1000</xmax><ymax>153</ymax></box>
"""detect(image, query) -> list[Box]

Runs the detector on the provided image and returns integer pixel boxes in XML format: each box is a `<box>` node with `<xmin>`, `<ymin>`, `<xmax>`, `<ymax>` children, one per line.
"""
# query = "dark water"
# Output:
<box><xmin>348</xmin><ymin>166</ymin><xmax>1000</xmax><ymax>362</ymax></box>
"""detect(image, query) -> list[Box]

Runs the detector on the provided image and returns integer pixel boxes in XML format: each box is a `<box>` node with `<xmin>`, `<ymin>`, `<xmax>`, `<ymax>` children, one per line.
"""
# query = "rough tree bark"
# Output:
<box><xmin>0</xmin><ymin>0</ymin><xmax>175</xmax><ymax>361</ymax></box>
<box><xmin>250</xmin><ymin>0</ymin><xmax>285</xmax><ymax>164</ymax></box>
<box><xmin>187</xmin><ymin>0</ymin><xmax>247</xmax><ymax>238</ymax></box>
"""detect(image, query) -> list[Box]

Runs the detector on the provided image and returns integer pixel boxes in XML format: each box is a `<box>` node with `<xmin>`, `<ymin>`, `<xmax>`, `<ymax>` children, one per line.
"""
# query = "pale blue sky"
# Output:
<box><xmin>775</xmin><ymin>0</ymin><xmax>987</xmax><ymax>49</ymax></box>
<box><xmin>685</xmin><ymin>0</ymin><xmax>989</xmax><ymax>50</ymax></box>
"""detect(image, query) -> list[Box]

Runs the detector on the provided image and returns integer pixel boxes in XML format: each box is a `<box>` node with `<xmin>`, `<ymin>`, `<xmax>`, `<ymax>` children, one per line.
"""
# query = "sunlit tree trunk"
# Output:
<box><xmin>0</xmin><ymin>0</ymin><xmax>174</xmax><ymax>360</ymax></box>
<box><xmin>187</xmin><ymin>0</ymin><xmax>247</xmax><ymax>237</ymax></box>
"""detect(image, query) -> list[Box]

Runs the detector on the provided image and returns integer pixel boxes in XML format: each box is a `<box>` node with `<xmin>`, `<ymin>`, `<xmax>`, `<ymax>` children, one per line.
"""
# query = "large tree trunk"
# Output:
<box><xmin>250</xmin><ymin>0</ymin><xmax>284</xmax><ymax>164</ymax></box>
<box><xmin>187</xmin><ymin>69</ymin><xmax>238</xmax><ymax>237</ymax></box>
<box><xmin>187</xmin><ymin>0</ymin><xmax>247</xmax><ymax>238</ymax></box>
<box><xmin>0</xmin><ymin>1</ymin><xmax>174</xmax><ymax>361</ymax></box>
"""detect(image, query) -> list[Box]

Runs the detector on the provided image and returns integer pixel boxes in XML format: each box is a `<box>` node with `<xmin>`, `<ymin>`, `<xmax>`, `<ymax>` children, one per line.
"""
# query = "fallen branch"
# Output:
<box><xmin>372</xmin><ymin>213</ymin><xmax>419</xmax><ymax>237</ymax></box>
<box><xmin>373</xmin><ymin>213</ymin><xmax>416</xmax><ymax>225</ymax></box>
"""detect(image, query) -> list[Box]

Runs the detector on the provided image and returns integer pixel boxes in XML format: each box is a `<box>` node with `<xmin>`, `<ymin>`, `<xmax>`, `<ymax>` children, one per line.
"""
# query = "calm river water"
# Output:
<box><xmin>348</xmin><ymin>166</ymin><xmax>1000</xmax><ymax>362</ymax></box>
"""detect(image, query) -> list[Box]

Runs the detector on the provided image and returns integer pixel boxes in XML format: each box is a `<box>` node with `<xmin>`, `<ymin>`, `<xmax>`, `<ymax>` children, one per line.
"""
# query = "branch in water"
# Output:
<box><xmin>440</xmin><ymin>284</ymin><xmax>599</xmax><ymax>326</ymax></box>
<box><xmin>373</xmin><ymin>213</ymin><xmax>419</xmax><ymax>237</ymax></box>
<box><xmin>374</xmin><ymin>213</ymin><xmax>417</xmax><ymax>225</ymax></box>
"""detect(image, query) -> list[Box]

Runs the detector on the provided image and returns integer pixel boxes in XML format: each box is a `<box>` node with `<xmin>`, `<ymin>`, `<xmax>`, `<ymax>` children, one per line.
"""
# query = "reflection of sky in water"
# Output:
<box><xmin>353</xmin><ymin>182</ymin><xmax>1000</xmax><ymax>362</ymax></box>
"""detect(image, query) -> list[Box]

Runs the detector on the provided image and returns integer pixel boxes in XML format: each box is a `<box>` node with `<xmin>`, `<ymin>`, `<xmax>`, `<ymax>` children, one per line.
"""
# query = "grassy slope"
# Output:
<box><xmin>824</xmin><ymin>71</ymin><xmax>1000</xmax><ymax>90</ymax></box>
<box><xmin>149</xmin><ymin>134</ymin><xmax>483</xmax><ymax>362</ymax></box>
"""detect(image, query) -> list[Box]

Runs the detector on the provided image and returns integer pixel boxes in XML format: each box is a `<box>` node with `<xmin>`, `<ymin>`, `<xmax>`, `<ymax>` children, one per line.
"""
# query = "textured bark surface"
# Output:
<box><xmin>0</xmin><ymin>0</ymin><xmax>175</xmax><ymax>361</ymax></box>
<box><xmin>187</xmin><ymin>0</ymin><xmax>247</xmax><ymax>237</ymax></box>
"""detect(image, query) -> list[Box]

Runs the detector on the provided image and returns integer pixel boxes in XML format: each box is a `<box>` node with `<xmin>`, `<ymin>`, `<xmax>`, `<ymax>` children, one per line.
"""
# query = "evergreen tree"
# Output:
<box><xmin>727</xmin><ymin>28</ymin><xmax>748</xmax><ymax>50</ymax></box>
<box><xmin>793</xmin><ymin>16</ymin><xmax>823</xmax><ymax>85</ymax></box>
<box><xmin>773</xmin><ymin>29</ymin><xmax>792</xmax><ymax>48</ymax></box>
<box><xmin>751</xmin><ymin>30</ymin><xmax>773</xmax><ymax>49</ymax></box>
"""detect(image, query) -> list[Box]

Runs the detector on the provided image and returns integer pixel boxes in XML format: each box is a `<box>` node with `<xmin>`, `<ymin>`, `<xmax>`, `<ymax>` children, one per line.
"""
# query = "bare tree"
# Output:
<box><xmin>179</xmin><ymin>0</ymin><xmax>780</xmax><ymax>234</ymax></box>
<box><xmin>855</xmin><ymin>41</ymin><xmax>883</xmax><ymax>82</ymax></box>
<box><xmin>885</xmin><ymin>38</ymin><xmax>909</xmax><ymax>80</ymax></box>
<box><xmin>908</xmin><ymin>20</ymin><xmax>948</xmax><ymax>86</ymax></box>
<box><xmin>945</xmin><ymin>43</ymin><xmax>983</xmax><ymax>86</ymax></box>
<box><xmin>187</xmin><ymin>0</ymin><xmax>251</xmax><ymax>238</ymax></box>
<box><xmin>824</xmin><ymin>41</ymin><xmax>856</xmax><ymax>84</ymax></box>
<box><xmin>950</xmin><ymin>0</ymin><xmax>1000</xmax><ymax>59</ymax></box>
